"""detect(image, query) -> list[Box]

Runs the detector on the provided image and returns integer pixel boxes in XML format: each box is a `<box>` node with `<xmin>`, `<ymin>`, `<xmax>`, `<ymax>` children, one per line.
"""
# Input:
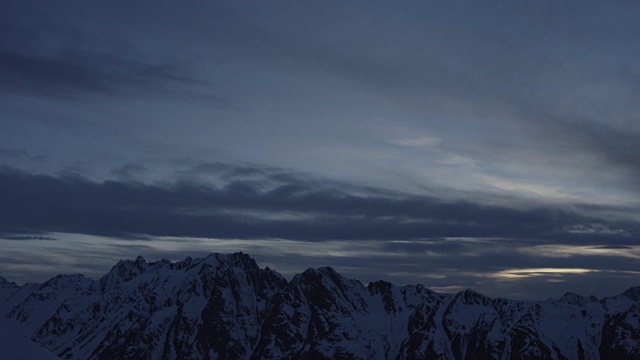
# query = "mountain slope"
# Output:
<box><xmin>1</xmin><ymin>253</ymin><xmax>639</xmax><ymax>360</ymax></box>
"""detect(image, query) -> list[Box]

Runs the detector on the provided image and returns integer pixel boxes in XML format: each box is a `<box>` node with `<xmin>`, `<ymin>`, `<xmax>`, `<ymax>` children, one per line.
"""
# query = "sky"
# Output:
<box><xmin>2</xmin><ymin>1</ymin><xmax>640</xmax><ymax>300</ymax></box>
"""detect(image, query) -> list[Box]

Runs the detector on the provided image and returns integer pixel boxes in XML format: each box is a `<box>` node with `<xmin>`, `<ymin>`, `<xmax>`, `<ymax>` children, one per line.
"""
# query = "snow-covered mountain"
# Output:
<box><xmin>1</xmin><ymin>253</ymin><xmax>639</xmax><ymax>360</ymax></box>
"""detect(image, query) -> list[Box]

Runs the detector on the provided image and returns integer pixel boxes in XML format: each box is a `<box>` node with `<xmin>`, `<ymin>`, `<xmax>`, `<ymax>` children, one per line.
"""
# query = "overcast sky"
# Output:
<box><xmin>2</xmin><ymin>1</ymin><xmax>640</xmax><ymax>299</ymax></box>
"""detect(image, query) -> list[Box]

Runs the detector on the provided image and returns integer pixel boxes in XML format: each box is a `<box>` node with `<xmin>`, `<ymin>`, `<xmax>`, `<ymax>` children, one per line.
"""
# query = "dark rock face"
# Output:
<box><xmin>2</xmin><ymin>253</ymin><xmax>640</xmax><ymax>360</ymax></box>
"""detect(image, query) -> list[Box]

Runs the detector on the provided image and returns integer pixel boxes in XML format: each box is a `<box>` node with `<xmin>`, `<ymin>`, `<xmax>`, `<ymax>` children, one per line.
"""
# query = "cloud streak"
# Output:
<box><xmin>0</xmin><ymin>2</ymin><xmax>235</xmax><ymax>109</ymax></box>
<box><xmin>2</xmin><ymin>232</ymin><xmax>640</xmax><ymax>299</ymax></box>
<box><xmin>1</xmin><ymin>164</ymin><xmax>638</xmax><ymax>245</ymax></box>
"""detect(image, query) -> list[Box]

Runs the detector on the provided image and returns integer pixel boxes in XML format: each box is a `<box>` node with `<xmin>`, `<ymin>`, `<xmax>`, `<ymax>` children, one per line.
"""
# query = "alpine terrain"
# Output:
<box><xmin>1</xmin><ymin>253</ymin><xmax>639</xmax><ymax>359</ymax></box>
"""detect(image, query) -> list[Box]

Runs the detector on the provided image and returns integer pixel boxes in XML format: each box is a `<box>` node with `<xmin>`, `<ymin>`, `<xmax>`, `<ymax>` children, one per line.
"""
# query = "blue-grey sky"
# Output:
<box><xmin>2</xmin><ymin>1</ymin><xmax>640</xmax><ymax>299</ymax></box>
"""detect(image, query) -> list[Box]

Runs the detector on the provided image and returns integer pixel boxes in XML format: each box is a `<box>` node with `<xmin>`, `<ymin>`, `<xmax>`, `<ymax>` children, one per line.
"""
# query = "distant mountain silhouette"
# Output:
<box><xmin>2</xmin><ymin>253</ymin><xmax>639</xmax><ymax>359</ymax></box>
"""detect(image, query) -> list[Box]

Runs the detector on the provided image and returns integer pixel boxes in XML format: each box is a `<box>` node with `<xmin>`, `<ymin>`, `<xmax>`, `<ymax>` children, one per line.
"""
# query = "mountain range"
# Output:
<box><xmin>1</xmin><ymin>252</ymin><xmax>639</xmax><ymax>359</ymax></box>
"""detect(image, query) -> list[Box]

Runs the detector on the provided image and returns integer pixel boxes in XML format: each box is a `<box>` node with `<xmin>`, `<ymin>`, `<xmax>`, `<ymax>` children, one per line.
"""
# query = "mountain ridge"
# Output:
<box><xmin>1</xmin><ymin>252</ymin><xmax>639</xmax><ymax>360</ymax></box>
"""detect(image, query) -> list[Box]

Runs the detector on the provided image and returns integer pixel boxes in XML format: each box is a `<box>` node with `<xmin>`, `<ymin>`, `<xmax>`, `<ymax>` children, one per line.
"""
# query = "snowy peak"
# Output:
<box><xmin>452</xmin><ymin>288</ymin><xmax>490</xmax><ymax>306</ymax></box>
<box><xmin>98</xmin><ymin>257</ymin><xmax>146</xmax><ymax>292</ymax></box>
<box><xmin>2</xmin><ymin>252</ymin><xmax>640</xmax><ymax>360</ymax></box>
<box><xmin>39</xmin><ymin>274</ymin><xmax>95</xmax><ymax>293</ymax></box>
<box><xmin>618</xmin><ymin>286</ymin><xmax>640</xmax><ymax>301</ymax></box>
<box><xmin>558</xmin><ymin>291</ymin><xmax>597</xmax><ymax>306</ymax></box>
<box><xmin>0</xmin><ymin>276</ymin><xmax>17</xmax><ymax>287</ymax></box>
<box><xmin>4</xmin><ymin>273</ymin><xmax>97</xmax><ymax>334</ymax></box>
<box><xmin>295</xmin><ymin>266</ymin><xmax>367</xmax><ymax>312</ymax></box>
<box><xmin>0</xmin><ymin>276</ymin><xmax>20</xmax><ymax>300</ymax></box>
<box><xmin>367</xmin><ymin>280</ymin><xmax>402</xmax><ymax>314</ymax></box>
<box><xmin>31</xmin><ymin>252</ymin><xmax>288</xmax><ymax>360</ymax></box>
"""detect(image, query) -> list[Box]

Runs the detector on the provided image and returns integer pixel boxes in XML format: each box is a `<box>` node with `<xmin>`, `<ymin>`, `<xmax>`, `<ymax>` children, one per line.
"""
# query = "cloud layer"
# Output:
<box><xmin>1</xmin><ymin>164</ymin><xmax>637</xmax><ymax>244</ymax></box>
<box><xmin>1</xmin><ymin>163</ymin><xmax>640</xmax><ymax>299</ymax></box>
<box><xmin>2</xmin><ymin>2</ymin><xmax>640</xmax><ymax>299</ymax></box>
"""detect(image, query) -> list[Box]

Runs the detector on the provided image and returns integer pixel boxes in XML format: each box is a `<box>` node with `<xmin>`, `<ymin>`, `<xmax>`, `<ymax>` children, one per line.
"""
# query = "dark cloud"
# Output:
<box><xmin>0</xmin><ymin>43</ymin><xmax>207</xmax><ymax>99</ymax></box>
<box><xmin>1</xmin><ymin>235</ymin><xmax>56</xmax><ymax>241</ymax></box>
<box><xmin>109</xmin><ymin>163</ymin><xmax>147</xmax><ymax>180</ymax></box>
<box><xmin>542</xmin><ymin>119</ymin><xmax>640</xmax><ymax>183</ymax></box>
<box><xmin>0</xmin><ymin>148</ymin><xmax>44</xmax><ymax>163</ymax></box>
<box><xmin>594</xmin><ymin>245</ymin><xmax>632</xmax><ymax>250</ymax></box>
<box><xmin>0</xmin><ymin>148</ymin><xmax>29</xmax><ymax>159</ymax></box>
<box><xmin>0</xmin><ymin>46</ymin><xmax>238</xmax><ymax>109</ymax></box>
<box><xmin>373</xmin><ymin>239</ymin><xmax>640</xmax><ymax>276</ymax></box>
<box><xmin>1</xmin><ymin>165</ymin><xmax>638</xmax><ymax>244</ymax></box>
<box><xmin>0</xmin><ymin>1</ymin><xmax>234</xmax><ymax>108</ymax></box>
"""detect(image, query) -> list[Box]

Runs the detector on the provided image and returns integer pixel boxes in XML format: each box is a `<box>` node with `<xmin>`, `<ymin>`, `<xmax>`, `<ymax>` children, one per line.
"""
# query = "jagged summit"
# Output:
<box><xmin>620</xmin><ymin>286</ymin><xmax>640</xmax><ymax>301</ymax></box>
<box><xmin>0</xmin><ymin>276</ymin><xmax>18</xmax><ymax>288</ymax></box>
<box><xmin>558</xmin><ymin>291</ymin><xmax>598</xmax><ymax>306</ymax></box>
<box><xmin>1</xmin><ymin>252</ymin><xmax>640</xmax><ymax>360</ymax></box>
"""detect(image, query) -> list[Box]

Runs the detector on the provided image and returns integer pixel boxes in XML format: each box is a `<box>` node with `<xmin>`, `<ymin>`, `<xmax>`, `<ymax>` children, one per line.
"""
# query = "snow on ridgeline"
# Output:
<box><xmin>1</xmin><ymin>253</ymin><xmax>640</xmax><ymax>360</ymax></box>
